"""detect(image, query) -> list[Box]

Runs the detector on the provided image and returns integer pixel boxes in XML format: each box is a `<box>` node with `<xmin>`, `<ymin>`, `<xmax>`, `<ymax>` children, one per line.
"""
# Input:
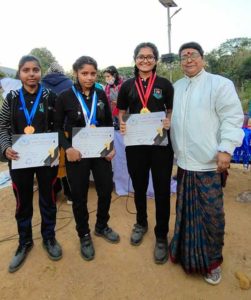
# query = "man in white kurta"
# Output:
<box><xmin>170</xmin><ymin>42</ymin><xmax>244</xmax><ymax>285</ymax></box>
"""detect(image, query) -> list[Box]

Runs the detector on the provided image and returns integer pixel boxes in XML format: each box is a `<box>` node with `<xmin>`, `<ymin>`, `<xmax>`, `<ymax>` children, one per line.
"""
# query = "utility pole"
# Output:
<box><xmin>159</xmin><ymin>0</ymin><xmax>181</xmax><ymax>82</ymax></box>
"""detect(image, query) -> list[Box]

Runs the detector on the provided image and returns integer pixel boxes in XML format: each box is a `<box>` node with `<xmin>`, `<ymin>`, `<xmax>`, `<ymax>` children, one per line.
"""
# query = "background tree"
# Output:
<box><xmin>205</xmin><ymin>38</ymin><xmax>251</xmax><ymax>111</ymax></box>
<box><xmin>29</xmin><ymin>48</ymin><xmax>57</xmax><ymax>75</ymax></box>
<box><xmin>0</xmin><ymin>70</ymin><xmax>5</xmax><ymax>79</ymax></box>
<box><xmin>215</xmin><ymin>37</ymin><xmax>251</xmax><ymax>56</ymax></box>
<box><xmin>117</xmin><ymin>67</ymin><xmax>134</xmax><ymax>79</ymax></box>
<box><xmin>237</xmin><ymin>56</ymin><xmax>251</xmax><ymax>111</ymax></box>
<box><xmin>206</xmin><ymin>38</ymin><xmax>251</xmax><ymax>85</ymax></box>
<box><xmin>157</xmin><ymin>61</ymin><xmax>183</xmax><ymax>82</ymax></box>
<box><xmin>0</xmin><ymin>71</ymin><xmax>5</xmax><ymax>106</ymax></box>
<box><xmin>238</xmin><ymin>56</ymin><xmax>251</xmax><ymax>81</ymax></box>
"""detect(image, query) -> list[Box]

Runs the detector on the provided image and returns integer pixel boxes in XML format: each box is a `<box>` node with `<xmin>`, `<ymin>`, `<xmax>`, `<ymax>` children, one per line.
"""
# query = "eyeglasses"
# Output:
<box><xmin>136</xmin><ymin>55</ymin><xmax>156</xmax><ymax>63</ymax></box>
<box><xmin>180</xmin><ymin>52</ymin><xmax>201</xmax><ymax>62</ymax></box>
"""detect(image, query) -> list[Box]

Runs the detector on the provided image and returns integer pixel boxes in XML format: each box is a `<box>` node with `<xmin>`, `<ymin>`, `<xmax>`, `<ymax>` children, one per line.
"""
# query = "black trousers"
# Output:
<box><xmin>54</xmin><ymin>176</ymin><xmax>72</xmax><ymax>198</ymax></box>
<box><xmin>66</xmin><ymin>158</ymin><xmax>113</xmax><ymax>238</ymax></box>
<box><xmin>126</xmin><ymin>145</ymin><xmax>173</xmax><ymax>239</ymax></box>
<box><xmin>9</xmin><ymin>166</ymin><xmax>58</xmax><ymax>245</ymax></box>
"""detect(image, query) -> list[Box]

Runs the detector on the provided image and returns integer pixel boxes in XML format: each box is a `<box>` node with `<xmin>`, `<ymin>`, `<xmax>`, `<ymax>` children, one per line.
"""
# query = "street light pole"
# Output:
<box><xmin>169</xmin><ymin>7</ymin><xmax>182</xmax><ymax>55</ymax></box>
<box><xmin>167</xmin><ymin>6</ymin><xmax>171</xmax><ymax>54</ymax></box>
<box><xmin>159</xmin><ymin>0</ymin><xmax>181</xmax><ymax>82</ymax></box>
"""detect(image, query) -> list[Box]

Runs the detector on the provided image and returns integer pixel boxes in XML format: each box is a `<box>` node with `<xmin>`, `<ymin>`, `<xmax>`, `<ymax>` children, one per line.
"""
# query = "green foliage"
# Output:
<box><xmin>216</xmin><ymin>37</ymin><xmax>251</xmax><ymax>56</ymax></box>
<box><xmin>117</xmin><ymin>67</ymin><xmax>134</xmax><ymax>79</ymax></box>
<box><xmin>0</xmin><ymin>71</ymin><xmax>5</xmax><ymax>108</ymax></box>
<box><xmin>0</xmin><ymin>70</ymin><xmax>5</xmax><ymax>79</ymax></box>
<box><xmin>96</xmin><ymin>70</ymin><xmax>104</xmax><ymax>85</ymax></box>
<box><xmin>157</xmin><ymin>61</ymin><xmax>183</xmax><ymax>83</ymax></box>
<box><xmin>239</xmin><ymin>80</ymin><xmax>251</xmax><ymax>112</ymax></box>
<box><xmin>0</xmin><ymin>93</ymin><xmax>4</xmax><ymax>109</ymax></box>
<box><xmin>238</xmin><ymin>56</ymin><xmax>251</xmax><ymax>80</ymax></box>
<box><xmin>206</xmin><ymin>38</ymin><xmax>251</xmax><ymax>84</ymax></box>
<box><xmin>29</xmin><ymin>48</ymin><xmax>57</xmax><ymax>75</ymax></box>
<box><xmin>205</xmin><ymin>38</ymin><xmax>251</xmax><ymax>110</ymax></box>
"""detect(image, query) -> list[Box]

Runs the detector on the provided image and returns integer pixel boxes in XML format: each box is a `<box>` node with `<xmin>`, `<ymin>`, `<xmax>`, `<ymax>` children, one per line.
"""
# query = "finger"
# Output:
<box><xmin>217</xmin><ymin>165</ymin><xmax>227</xmax><ymax>172</ymax></box>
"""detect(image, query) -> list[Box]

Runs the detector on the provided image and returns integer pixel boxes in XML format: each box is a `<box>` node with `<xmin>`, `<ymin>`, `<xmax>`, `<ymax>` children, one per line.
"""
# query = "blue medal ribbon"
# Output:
<box><xmin>72</xmin><ymin>86</ymin><xmax>97</xmax><ymax>126</ymax></box>
<box><xmin>19</xmin><ymin>85</ymin><xmax>43</xmax><ymax>126</ymax></box>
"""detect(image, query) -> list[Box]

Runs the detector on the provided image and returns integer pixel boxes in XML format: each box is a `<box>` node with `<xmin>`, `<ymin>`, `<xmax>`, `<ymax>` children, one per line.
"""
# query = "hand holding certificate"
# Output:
<box><xmin>11</xmin><ymin>132</ymin><xmax>59</xmax><ymax>169</ymax></box>
<box><xmin>72</xmin><ymin>127</ymin><xmax>114</xmax><ymax>158</ymax></box>
<box><xmin>122</xmin><ymin>111</ymin><xmax>168</xmax><ymax>146</ymax></box>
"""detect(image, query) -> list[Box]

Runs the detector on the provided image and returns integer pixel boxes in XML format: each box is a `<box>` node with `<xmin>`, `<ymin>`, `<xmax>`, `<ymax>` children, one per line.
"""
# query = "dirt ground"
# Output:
<box><xmin>0</xmin><ymin>162</ymin><xmax>251</xmax><ymax>300</ymax></box>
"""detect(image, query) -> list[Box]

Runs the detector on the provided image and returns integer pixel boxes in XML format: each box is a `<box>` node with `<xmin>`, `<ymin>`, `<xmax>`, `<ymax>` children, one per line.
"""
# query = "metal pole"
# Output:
<box><xmin>167</xmin><ymin>7</ymin><xmax>171</xmax><ymax>54</ymax></box>
<box><xmin>167</xmin><ymin>7</ymin><xmax>172</xmax><ymax>82</ymax></box>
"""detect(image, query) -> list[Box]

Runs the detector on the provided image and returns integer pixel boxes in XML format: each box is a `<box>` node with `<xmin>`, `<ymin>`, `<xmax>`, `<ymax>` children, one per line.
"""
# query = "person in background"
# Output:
<box><xmin>103</xmin><ymin>66</ymin><xmax>123</xmax><ymax>130</ymax></box>
<box><xmin>0</xmin><ymin>55</ymin><xmax>62</xmax><ymax>273</ymax></box>
<box><xmin>54</xmin><ymin>56</ymin><xmax>120</xmax><ymax>261</ymax></box>
<box><xmin>42</xmin><ymin>62</ymin><xmax>73</xmax><ymax>204</ymax></box>
<box><xmin>170</xmin><ymin>42</ymin><xmax>244</xmax><ymax>285</ymax></box>
<box><xmin>42</xmin><ymin>62</ymin><xmax>73</xmax><ymax>95</ymax></box>
<box><xmin>117</xmin><ymin>42</ymin><xmax>174</xmax><ymax>264</ymax></box>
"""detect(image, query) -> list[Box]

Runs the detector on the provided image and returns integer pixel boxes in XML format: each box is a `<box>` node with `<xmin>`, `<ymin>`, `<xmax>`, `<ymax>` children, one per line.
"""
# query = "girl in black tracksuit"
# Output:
<box><xmin>0</xmin><ymin>55</ymin><xmax>62</xmax><ymax>273</ymax></box>
<box><xmin>54</xmin><ymin>56</ymin><xmax>120</xmax><ymax>261</ymax></box>
<box><xmin>117</xmin><ymin>42</ymin><xmax>174</xmax><ymax>264</ymax></box>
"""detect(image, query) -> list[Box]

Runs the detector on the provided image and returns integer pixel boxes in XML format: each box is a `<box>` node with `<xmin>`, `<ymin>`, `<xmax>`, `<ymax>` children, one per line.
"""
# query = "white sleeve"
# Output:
<box><xmin>216</xmin><ymin>79</ymin><xmax>244</xmax><ymax>154</ymax></box>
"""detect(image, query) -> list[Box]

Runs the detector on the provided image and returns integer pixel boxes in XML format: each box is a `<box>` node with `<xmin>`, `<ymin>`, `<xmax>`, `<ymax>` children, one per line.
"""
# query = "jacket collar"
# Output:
<box><xmin>184</xmin><ymin>68</ymin><xmax>205</xmax><ymax>83</ymax></box>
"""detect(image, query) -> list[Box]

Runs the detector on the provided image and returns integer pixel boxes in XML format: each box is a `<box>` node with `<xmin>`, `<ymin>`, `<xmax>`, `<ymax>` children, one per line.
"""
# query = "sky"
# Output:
<box><xmin>1</xmin><ymin>0</ymin><xmax>251</xmax><ymax>72</ymax></box>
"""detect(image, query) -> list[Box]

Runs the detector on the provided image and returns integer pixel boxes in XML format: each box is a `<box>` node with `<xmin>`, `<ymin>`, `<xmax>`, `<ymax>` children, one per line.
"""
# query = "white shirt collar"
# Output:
<box><xmin>184</xmin><ymin>68</ymin><xmax>205</xmax><ymax>83</ymax></box>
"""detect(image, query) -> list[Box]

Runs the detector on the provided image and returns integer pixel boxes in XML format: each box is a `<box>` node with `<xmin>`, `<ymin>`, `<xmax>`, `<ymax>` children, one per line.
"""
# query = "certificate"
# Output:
<box><xmin>12</xmin><ymin>133</ymin><xmax>59</xmax><ymax>169</ymax></box>
<box><xmin>123</xmin><ymin>111</ymin><xmax>168</xmax><ymax>146</ymax></box>
<box><xmin>72</xmin><ymin>127</ymin><xmax>114</xmax><ymax>158</ymax></box>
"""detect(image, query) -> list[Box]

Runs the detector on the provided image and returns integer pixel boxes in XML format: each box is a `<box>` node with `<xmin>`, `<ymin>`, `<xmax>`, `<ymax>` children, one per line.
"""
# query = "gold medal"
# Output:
<box><xmin>140</xmin><ymin>107</ymin><xmax>150</xmax><ymax>114</ymax></box>
<box><xmin>24</xmin><ymin>125</ymin><xmax>35</xmax><ymax>134</ymax></box>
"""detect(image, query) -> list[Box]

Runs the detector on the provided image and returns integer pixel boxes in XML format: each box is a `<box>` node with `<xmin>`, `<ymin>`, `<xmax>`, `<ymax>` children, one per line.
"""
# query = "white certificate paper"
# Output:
<box><xmin>123</xmin><ymin>111</ymin><xmax>168</xmax><ymax>146</ymax></box>
<box><xmin>72</xmin><ymin>127</ymin><xmax>114</xmax><ymax>158</ymax></box>
<box><xmin>12</xmin><ymin>133</ymin><xmax>59</xmax><ymax>169</ymax></box>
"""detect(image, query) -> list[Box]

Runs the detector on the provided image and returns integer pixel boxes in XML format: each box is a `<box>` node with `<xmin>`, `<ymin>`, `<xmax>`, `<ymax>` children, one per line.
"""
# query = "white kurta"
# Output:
<box><xmin>171</xmin><ymin>69</ymin><xmax>244</xmax><ymax>171</ymax></box>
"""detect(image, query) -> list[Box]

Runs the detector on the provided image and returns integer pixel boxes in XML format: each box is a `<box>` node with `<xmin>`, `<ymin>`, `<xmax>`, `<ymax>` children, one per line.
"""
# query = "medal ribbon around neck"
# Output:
<box><xmin>135</xmin><ymin>72</ymin><xmax>156</xmax><ymax>111</ymax></box>
<box><xmin>19</xmin><ymin>85</ymin><xmax>43</xmax><ymax>131</ymax></box>
<box><xmin>72</xmin><ymin>86</ymin><xmax>97</xmax><ymax>127</ymax></box>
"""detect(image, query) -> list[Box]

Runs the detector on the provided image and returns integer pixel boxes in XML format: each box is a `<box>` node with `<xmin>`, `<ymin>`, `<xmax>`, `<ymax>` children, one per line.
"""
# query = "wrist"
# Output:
<box><xmin>66</xmin><ymin>147</ymin><xmax>73</xmax><ymax>154</ymax></box>
<box><xmin>218</xmin><ymin>150</ymin><xmax>231</xmax><ymax>155</ymax></box>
